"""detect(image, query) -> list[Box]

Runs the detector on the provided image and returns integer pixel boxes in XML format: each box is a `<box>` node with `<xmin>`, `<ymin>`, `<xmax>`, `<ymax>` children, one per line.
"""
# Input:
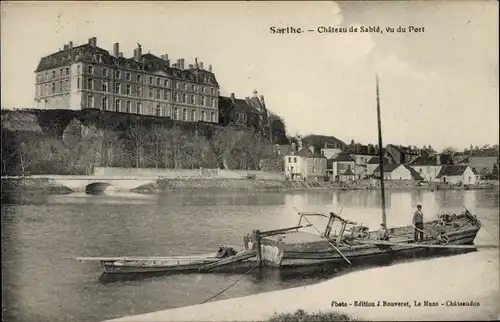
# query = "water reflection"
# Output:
<box><xmin>2</xmin><ymin>189</ymin><xmax>498</xmax><ymax>322</ymax></box>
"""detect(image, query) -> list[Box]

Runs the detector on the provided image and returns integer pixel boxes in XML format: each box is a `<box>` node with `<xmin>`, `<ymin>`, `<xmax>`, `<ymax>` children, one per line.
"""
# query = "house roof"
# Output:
<box><xmin>469</xmin><ymin>156</ymin><xmax>498</xmax><ymax>171</ymax></box>
<box><xmin>218</xmin><ymin>96</ymin><xmax>259</xmax><ymax>115</ymax></box>
<box><xmin>342</xmin><ymin>167</ymin><xmax>356</xmax><ymax>176</ymax></box>
<box><xmin>346</xmin><ymin>143</ymin><xmax>378</xmax><ymax>155</ymax></box>
<box><xmin>247</xmin><ymin>96</ymin><xmax>266</xmax><ymax>114</ymax></box>
<box><xmin>373</xmin><ymin>163</ymin><xmax>400</xmax><ymax>173</ymax></box>
<box><xmin>387</xmin><ymin>144</ymin><xmax>420</xmax><ymax>155</ymax></box>
<box><xmin>436</xmin><ymin>165</ymin><xmax>470</xmax><ymax>178</ymax></box>
<box><xmin>367</xmin><ymin>156</ymin><xmax>390</xmax><ymax>164</ymax></box>
<box><xmin>405</xmin><ymin>165</ymin><xmax>425</xmax><ymax>181</ymax></box>
<box><xmin>302</xmin><ymin>134</ymin><xmax>346</xmax><ymax>150</ymax></box>
<box><xmin>35</xmin><ymin>42</ymin><xmax>218</xmax><ymax>86</ymax></box>
<box><xmin>297</xmin><ymin>147</ymin><xmax>325</xmax><ymax>158</ymax></box>
<box><xmin>331</xmin><ymin>152</ymin><xmax>355</xmax><ymax>162</ymax></box>
<box><xmin>408</xmin><ymin>156</ymin><xmax>439</xmax><ymax>166</ymax></box>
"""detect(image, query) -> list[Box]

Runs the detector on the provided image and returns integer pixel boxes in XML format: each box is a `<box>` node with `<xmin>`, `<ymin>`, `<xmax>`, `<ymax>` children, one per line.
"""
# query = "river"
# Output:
<box><xmin>2</xmin><ymin>189</ymin><xmax>499</xmax><ymax>322</ymax></box>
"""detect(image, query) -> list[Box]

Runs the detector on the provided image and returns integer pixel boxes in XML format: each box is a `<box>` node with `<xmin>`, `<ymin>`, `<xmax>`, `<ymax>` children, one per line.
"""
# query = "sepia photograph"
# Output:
<box><xmin>1</xmin><ymin>1</ymin><xmax>499</xmax><ymax>321</ymax></box>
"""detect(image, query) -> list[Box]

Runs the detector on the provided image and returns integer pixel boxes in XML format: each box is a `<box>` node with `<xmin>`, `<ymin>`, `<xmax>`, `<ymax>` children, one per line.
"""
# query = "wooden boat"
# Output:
<box><xmin>76</xmin><ymin>246</ymin><xmax>253</xmax><ymax>274</ymax></box>
<box><xmin>242</xmin><ymin>209</ymin><xmax>482</xmax><ymax>268</ymax></box>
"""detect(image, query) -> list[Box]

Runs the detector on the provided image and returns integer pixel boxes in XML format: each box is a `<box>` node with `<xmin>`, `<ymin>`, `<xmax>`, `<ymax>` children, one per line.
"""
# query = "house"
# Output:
<box><xmin>436</xmin><ymin>165</ymin><xmax>478</xmax><ymax>185</ymax></box>
<box><xmin>373</xmin><ymin>164</ymin><xmax>423</xmax><ymax>181</ymax></box>
<box><xmin>284</xmin><ymin>139</ymin><xmax>327</xmax><ymax>181</ymax></box>
<box><xmin>345</xmin><ymin>142</ymin><xmax>379</xmax><ymax>165</ymax></box>
<box><xmin>218</xmin><ymin>93</ymin><xmax>263</xmax><ymax>130</ymax></box>
<box><xmin>328</xmin><ymin>152</ymin><xmax>356</xmax><ymax>181</ymax></box>
<box><xmin>385</xmin><ymin>144</ymin><xmax>420</xmax><ymax>164</ymax></box>
<box><xmin>407</xmin><ymin>155</ymin><xmax>443</xmax><ymax>182</ymax></box>
<box><xmin>320</xmin><ymin>142</ymin><xmax>342</xmax><ymax>159</ymax></box>
<box><xmin>366</xmin><ymin>156</ymin><xmax>391</xmax><ymax>175</ymax></box>
<box><xmin>339</xmin><ymin>166</ymin><xmax>357</xmax><ymax>182</ymax></box>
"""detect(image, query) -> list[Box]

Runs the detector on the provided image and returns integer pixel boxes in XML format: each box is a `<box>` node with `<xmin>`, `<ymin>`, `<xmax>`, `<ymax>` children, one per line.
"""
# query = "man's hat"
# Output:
<box><xmin>380</xmin><ymin>223</ymin><xmax>386</xmax><ymax>227</ymax></box>
<box><xmin>417</xmin><ymin>204</ymin><xmax>422</xmax><ymax>208</ymax></box>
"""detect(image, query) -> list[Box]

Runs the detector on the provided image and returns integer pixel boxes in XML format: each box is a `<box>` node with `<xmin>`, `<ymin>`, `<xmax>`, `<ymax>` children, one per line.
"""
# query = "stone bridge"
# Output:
<box><xmin>30</xmin><ymin>175</ymin><xmax>158</xmax><ymax>192</ymax></box>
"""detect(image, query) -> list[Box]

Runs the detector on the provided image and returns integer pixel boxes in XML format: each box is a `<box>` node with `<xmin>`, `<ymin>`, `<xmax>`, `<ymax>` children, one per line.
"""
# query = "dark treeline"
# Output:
<box><xmin>1</xmin><ymin>109</ymin><xmax>287</xmax><ymax>176</ymax></box>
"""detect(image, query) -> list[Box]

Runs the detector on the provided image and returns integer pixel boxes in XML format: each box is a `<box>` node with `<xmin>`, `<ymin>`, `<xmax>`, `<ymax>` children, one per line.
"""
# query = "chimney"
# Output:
<box><xmin>309</xmin><ymin>146</ymin><xmax>315</xmax><ymax>154</ymax></box>
<box><xmin>180</xmin><ymin>59</ymin><xmax>185</xmax><ymax>70</ymax></box>
<box><xmin>208</xmin><ymin>64</ymin><xmax>212</xmax><ymax>72</ymax></box>
<box><xmin>63</xmin><ymin>44</ymin><xmax>69</xmax><ymax>50</ymax></box>
<box><xmin>188</xmin><ymin>64</ymin><xmax>194</xmax><ymax>69</ymax></box>
<box><xmin>291</xmin><ymin>142</ymin><xmax>296</xmax><ymax>152</ymax></box>
<box><xmin>69</xmin><ymin>41</ymin><xmax>73</xmax><ymax>49</ymax></box>
<box><xmin>253</xmin><ymin>89</ymin><xmax>258</xmax><ymax>97</ymax></box>
<box><xmin>113</xmin><ymin>43</ymin><xmax>120</xmax><ymax>57</ymax></box>
<box><xmin>297</xmin><ymin>137</ymin><xmax>303</xmax><ymax>151</ymax></box>
<box><xmin>436</xmin><ymin>154</ymin><xmax>441</xmax><ymax>165</ymax></box>
<box><xmin>176</xmin><ymin>59</ymin><xmax>181</xmax><ymax>69</ymax></box>
<box><xmin>194</xmin><ymin>57</ymin><xmax>199</xmax><ymax>68</ymax></box>
<box><xmin>118</xmin><ymin>52</ymin><xmax>123</xmax><ymax>58</ymax></box>
<box><xmin>172</xmin><ymin>63</ymin><xmax>177</xmax><ymax>69</ymax></box>
<box><xmin>199</xmin><ymin>62</ymin><xmax>204</xmax><ymax>70</ymax></box>
<box><xmin>88</xmin><ymin>37</ymin><xmax>97</xmax><ymax>48</ymax></box>
<box><xmin>166</xmin><ymin>60</ymin><xmax>170</xmax><ymax>67</ymax></box>
<box><xmin>134</xmin><ymin>43</ymin><xmax>142</xmax><ymax>62</ymax></box>
<box><xmin>230</xmin><ymin>93</ymin><xmax>235</xmax><ymax>102</ymax></box>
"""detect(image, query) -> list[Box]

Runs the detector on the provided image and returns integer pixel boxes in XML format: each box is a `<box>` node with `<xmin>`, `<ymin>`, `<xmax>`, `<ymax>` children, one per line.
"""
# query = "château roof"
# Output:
<box><xmin>35</xmin><ymin>42</ymin><xmax>218</xmax><ymax>86</ymax></box>
<box><xmin>218</xmin><ymin>96</ymin><xmax>261</xmax><ymax>115</ymax></box>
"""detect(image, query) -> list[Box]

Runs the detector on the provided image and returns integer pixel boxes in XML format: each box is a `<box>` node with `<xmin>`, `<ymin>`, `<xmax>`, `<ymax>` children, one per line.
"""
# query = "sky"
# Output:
<box><xmin>1</xmin><ymin>1</ymin><xmax>498</xmax><ymax>151</ymax></box>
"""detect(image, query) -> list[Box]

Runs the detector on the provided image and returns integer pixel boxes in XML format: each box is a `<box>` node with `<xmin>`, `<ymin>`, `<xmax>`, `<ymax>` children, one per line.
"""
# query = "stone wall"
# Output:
<box><xmin>93</xmin><ymin>167</ymin><xmax>284</xmax><ymax>180</ymax></box>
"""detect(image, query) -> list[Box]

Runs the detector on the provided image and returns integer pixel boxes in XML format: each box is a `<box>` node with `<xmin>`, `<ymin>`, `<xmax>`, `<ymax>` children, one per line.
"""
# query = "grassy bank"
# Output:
<box><xmin>268</xmin><ymin>309</ymin><xmax>358</xmax><ymax>321</ymax></box>
<box><xmin>1</xmin><ymin>177</ymin><xmax>73</xmax><ymax>196</ymax></box>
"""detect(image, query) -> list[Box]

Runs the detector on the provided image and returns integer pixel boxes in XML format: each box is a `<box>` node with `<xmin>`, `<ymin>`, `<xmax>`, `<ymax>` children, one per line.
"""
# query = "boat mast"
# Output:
<box><xmin>376</xmin><ymin>74</ymin><xmax>387</xmax><ymax>227</ymax></box>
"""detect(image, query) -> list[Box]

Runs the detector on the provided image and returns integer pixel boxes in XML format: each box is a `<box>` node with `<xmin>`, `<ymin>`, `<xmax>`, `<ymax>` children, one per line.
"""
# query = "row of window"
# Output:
<box><xmin>36</xmin><ymin>80</ymin><xmax>70</xmax><ymax>96</ymax></box>
<box><xmin>78</xmin><ymin>78</ymin><xmax>216</xmax><ymax>107</ymax></box>
<box><xmin>86</xmin><ymin>95</ymin><xmax>216</xmax><ymax>122</ymax></box>
<box><xmin>81</xmin><ymin>65</ymin><xmax>217</xmax><ymax>94</ymax></box>
<box><xmin>235</xmin><ymin>112</ymin><xmax>247</xmax><ymax>122</ymax></box>
<box><xmin>37</xmin><ymin>68</ymin><xmax>71</xmax><ymax>82</ymax></box>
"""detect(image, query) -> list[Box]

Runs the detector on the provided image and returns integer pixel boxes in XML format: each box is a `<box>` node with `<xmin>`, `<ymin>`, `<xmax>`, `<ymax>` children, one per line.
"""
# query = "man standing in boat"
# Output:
<box><xmin>413</xmin><ymin>205</ymin><xmax>424</xmax><ymax>242</ymax></box>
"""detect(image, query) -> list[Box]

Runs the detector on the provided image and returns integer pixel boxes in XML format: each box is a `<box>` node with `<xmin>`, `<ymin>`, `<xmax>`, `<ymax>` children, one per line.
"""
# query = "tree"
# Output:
<box><xmin>441</xmin><ymin>146</ymin><xmax>457</xmax><ymax>154</ymax></box>
<box><xmin>268</xmin><ymin>114</ymin><xmax>288</xmax><ymax>145</ymax></box>
<box><xmin>209</xmin><ymin>127</ymin><xmax>242</xmax><ymax>169</ymax></box>
<box><xmin>127</xmin><ymin>124</ymin><xmax>149</xmax><ymax>168</ymax></box>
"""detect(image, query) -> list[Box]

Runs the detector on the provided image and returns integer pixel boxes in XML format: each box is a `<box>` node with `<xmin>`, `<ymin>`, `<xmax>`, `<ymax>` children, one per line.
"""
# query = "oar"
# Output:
<box><xmin>298</xmin><ymin>212</ymin><xmax>352</xmax><ymax>265</ymax></box>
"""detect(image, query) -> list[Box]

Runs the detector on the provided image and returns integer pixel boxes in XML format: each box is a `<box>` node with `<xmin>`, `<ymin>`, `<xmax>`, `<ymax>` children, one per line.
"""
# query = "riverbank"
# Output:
<box><xmin>104</xmin><ymin>250</ymin><xmax>499</xmax><ymax>322</ymax></box>
<box><xmin>1</xmin><ymin>177</ymin><xmax>498</xmax><ymax>195</ymax></box>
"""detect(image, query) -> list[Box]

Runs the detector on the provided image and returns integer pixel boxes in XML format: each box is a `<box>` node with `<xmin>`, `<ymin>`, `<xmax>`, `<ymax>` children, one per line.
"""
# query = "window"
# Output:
<box><xmin>191</xmin><ymin>110</ymin><xmax>196</xmax><ymax>121</ymax></box>
<box><xmin>102</xmin><ymin>81</ymin><xmax>108</xmax><ymax>92</ymax></box>
<box><xmin>65</xmin><ymin>68</ymin><xmax>70</xmax><ymax>76</ymax></box>
<box><xmin>156</xmin><ymin>105</ymin><xmax>161</xmax><ymax>116</ymax></box>
<box><xmin>211</xmin><ymin>112</ymin><xmax>215</xmax><ymax>122</ymax></box>
<box><xmin>77</xmin><ymin>66</ymin><xmax>80</xmax><ymax>75</ymax></box>
<box><xmin>60</xmin><ymin>69</ymin><xmax>63</xmax><ymax>76</ymax></box>
<box><xmin>201</xmin><ymin>111</ymin><xmax>206</xmax><ymax>122</ymax></box>
<box><xmin>156</xmin><ymin>78</ymin><xmax>160</xmax><ymax>86</ymax></box>
<box><xmin>294</xmin><ymin>157</ymin><xmax>297</xmax><ymax>163</ymax></box>
<box><xmin>138</xmin><ymin>87</ymin><xmax>142</xmax><ymax>97</ymax></box>
<box><xmin>173</xmin><ymin>107</ymin><xmax>178</xmax><ymax>120</ymax></box>
<box><xmin>126</xmin><ymin>73</ymin><xmax>131</xmax><ymax>81</ymax></box>
<box><xmin>184</xmin><ymin>83</ymin><xmax>188</xmax><ymax>90</ymax></box>
<box><xmin>136</xmin><ymin>102</ymin><xmax>142</xmax><ymax>114</ymax></box>
<box><xmin>182</xmin><ymin>94</ymin><xmax>186</xmax><ymax>103</ymax></box>
<box><xmin>102</xmin><ymin>68</ymin><xmax>108</xmax><ymax>77</ymax></box>
<box><xmin>164</xmin><ymin>79</ymin><xmax>169</xmax><ymax>87</ymax></box>
<box><xmin>191</xmin><ymin>84</ymin><xmax>196</xmax><ymax>92</ymax></box>
<box><xmin>77</xmin><ymin>77</ymin><xmax>80</xmax><ymax>89</ymax></box>
<box><xmin>156</xmin><ymin>89</ymin><xmax>161</xmax><ymax>99</ymax></box>
<box><xmin>115</xmin><ymin>99</ymin><xmax>121</xmax><ymax>112</ymax></box>
<box><xmin>211</xmin><ymin>88</ymin><xmax>215</xmax><ymax>95</ymax></box>
<box><xmin>88</xmin><ymin>94</ymin><xmax>94</xmax><ymax>109</ymax></box>
<box><xmin>88</xmin><ymin>66</ymin><xmax>94</xmax><ymax>74</ymax></box>
<box><xmin>102</xmin><ymin>97</ymin><xmax>108</xmax><ymax>110</ymax></box>
<box><xmin>44</xmin><ymin>84</ymin><xmax>47</xmax><ymax>95</ymax></box>
<box><xmin>200</xmin><ymin>96</ymin><xmax>205</xmax><ymax>106</ymax></box>
<box><xmin>174</xmin><ymin>81</ymin><xmax>179</xmax><ymax>89</ymax></box>
<box><xmin>288</xmin><ymin>157</ymin><xmax>292</xmax><ymax>163</ymax></box>
<box><xmin>115</xmin><ymin>70</ymin><xmax>121</xmax><ymax>79</ymax></box>
<box><xmin>51</xmin><ymin>82</ymin><xmax>56</xmax><ymax>93</ymax></box>
<box><xmin>64</xmin><ymin>80</ymin><xmax>69</xmax><ymax>91</ymax></box>
<box><xmin>136</xmin><ymin>74</ymin><xmax>142</xmax><ymax>82</ymax></box>
<box><xmin>188</xmin><ymin>95</ymin><xmax>194</xmax><ymax>104</ymax></box>
<box><xmin>126</xmin><ymin>84</ymin><xmax>131</xmax><ymax>95</ymax></box>
<box><xmin>149</xmin><ymin>88</ymin><xmax>153</xmax><ymax>98</ymax></box>
<box><xmin>212</xmin><ymin>98</ymin><xmax>215</xmax><ymax>107</ymax></box>
<box><xmin>182</xmin><ymin>108</ymin><xmax>187</xmax><ymax>121</ymax></box>
<box><xmin>126</xmin><ymin>101</ymin><xmax>131</xmax><ymax>113</ymax></box>
<box><xmin>174</xmin><ymin>92</ymin><xmax>179</xmax><ymax>102</ymax></box>
<box><xmin>44</xmin><ymin>72</ymin><xmax>48</xmax><ymax>80</ymax></box>
<box><xmin>201</xmin><ymin>86</ymin><xmax>205</xmax><ymax>93</ymax></box>
<box><xmin>59</xmin><ymin>81</ymin><xmax>62</xmax><ymax>92</ymax></box>
<box><xmin>149</xmin><ymin>77</ymin><xmax>153</xmax><ymax>85</ymax></box>
<box><xmin>115</xmin><ymin>83</ymin><xmax>121</xmax><ymax>94</ymax></box>
<box><xmin>207</xmin><ymin>98</ymin><xmax>212</xmax><ymax>107</ymax></box>
<box><xmin>163</xmin><ymin>90</ymin><xmax>169</xmax><ymax>100</ymax></box>
<box><xmin>52</xmin><ymin>71</ymin><xmax>56</xmax><ymax>78</ymax></box>
<box><xmin>87</xmin><ymin>78</ymin><xmax>93</xmax><ymax>90</ymax></box>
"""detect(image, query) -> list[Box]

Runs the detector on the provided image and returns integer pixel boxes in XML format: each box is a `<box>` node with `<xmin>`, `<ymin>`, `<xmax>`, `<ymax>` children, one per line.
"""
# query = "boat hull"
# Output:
<box><xmin>245</xmin><ymin>214</ymin><xmax>481</xmax><ymax>268</ymax></box>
